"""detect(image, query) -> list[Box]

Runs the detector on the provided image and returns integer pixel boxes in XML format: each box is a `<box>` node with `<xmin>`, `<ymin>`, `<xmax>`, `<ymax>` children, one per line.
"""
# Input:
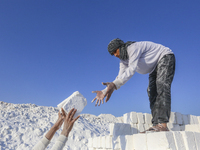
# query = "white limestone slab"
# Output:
<box><xmin>144</xmin><ymin>123</ymin><xmax>150</xmax><ymax>130</ymax></box>
<box><xmin>147</xmin><ymin>132</ymin><xmax>176</xmax><ymax>150</ymax></box>
<box><xmin>123</xmin><ymin>113</ymin><xmax>131</xmax><ymax>124</ymax></box>
<box><xmin>101</xmin><ymin>136</ymin><xmax>106</xmax><ymax>148</ymax></box>
<box><xmin>194</xmin><ymin>132</ymin><xmax>200</xmax><ymax>150</ymax></box>
<box><xmin>131</xmin><ymin>123</ymin><xmax>138</xmax><ymax>134</ymax></box>
<box><xmin>109</xmin><ymin>123</ymin><xmax>132</xmax><ymax>137</ymax></box>
<box><xmin>133</xmin><ymin>133</ymin><xmax>147</xmax><ymax>150</ymax></box>
<box><xmin>170</xmin><ymin>112</ymin><xmax>177</xmax><ymax>124</ymax></box>
<box><xmin>187</xmin><ymin>115</ymin><xmax>198</xmax><ymax>124</ymax></box>
<box><xmin>144</xmin><ymin>113</ymin><xmax>152</xmax><ymax>125</ymax></box>
<box><xmin>198</xmin><ymin>116</ymin><xmax>200</xmax><ymax>124</ymax></box>
<box><xmin>172</xmin><ymin>131</ymin><xmax>186</xmax><ymax>150</ymax></box>
<box><xmin>192</xmin><ymin>115</ymin><xmax>199</xmax><ymax>124</ymax></box>
<box><xmin>137</xmin><ymin>124</ymin><xmax>145</xmax><ymax>132</ymax></box>
<box><xmin>97</xmin><ymin>136</ymin><xmax>101</xmax><ymax>148</ymax></box>
<box><xmin>105</xmin><ymin>136</ymin><xmax>112</xmax><ymax>149</ymax></box>
<box><xmin>182</xmin><ymin>114</ymin><xmax>189</xmax><ymax>125</ymax></box>
<box><xmin>184</xmin><ymin>125</ymin><xmax>200</xmax><ymax>132</ymax></box>
<box><xmin>130</xmin><ymin>111</ymin><xmax>138</xmax><ymax>124</ymax></box>
<box><xmin>137</xmin><ymin>113</ymin><xmax>144</xmax><ymax>124</ymax></box>
<box><xmin>93</xmin><ymin>137</ymin><xmax>98</xmax><ymax>148</ymax></box>
<box><xmin>167</xmin><ymin>123</ymin><xmax>180</xmax><ymax>131</ymax></box>
<box><xmin>88</xmin><ymin>138</ymin><xmax>93</xmax><ymax>148</ymax></box>
<box><xmin>125</xmin><ymin>135</ymin><xmax>134</xmax><ymax>150</ymax></box>
<box><xmin>175</xmin><ymin>112</ymin><xmax>183</xmax><ymax>125</ymax></box>
<box><xmin>181</xmin><ymin>131</ymin><xmax>197</xmax><ymax>150</ymax></box>
<box><xmin>57</xmin><ymin>91</ymin><xmax>87</xmax><ymax>118</ymax></box>
<box><xmin>117</xmin><ymin>116</ymin><xmax>124</xmax><ymax>123</ymax></box>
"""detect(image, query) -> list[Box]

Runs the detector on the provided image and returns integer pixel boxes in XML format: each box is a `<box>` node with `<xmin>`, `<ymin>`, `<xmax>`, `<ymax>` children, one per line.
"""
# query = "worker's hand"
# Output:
<box><xmin>61</xmin><ymin>108</ymin><xmax>80</xmax><ymax>137</ymax></box>
<box><xmin>53</xmin><ymin>110</ymin><xmax>65</xmax><ymax>130</ymax></box>
<box><xmin>92</xmin><ymin>82</ymin><xmax>117</xmax><ymax>106</ymax></box>
<box><xmin>103</xmin><ymin>82</ymin><xmax>117</xmax><ymax>102</ymax></box>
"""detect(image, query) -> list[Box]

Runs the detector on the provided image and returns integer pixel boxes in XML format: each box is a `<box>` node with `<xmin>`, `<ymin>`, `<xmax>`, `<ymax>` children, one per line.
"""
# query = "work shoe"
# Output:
<box><xmin>140</xmin><ymin>123</ymin><xmax>169</xmax><ymax>133</ymax></box>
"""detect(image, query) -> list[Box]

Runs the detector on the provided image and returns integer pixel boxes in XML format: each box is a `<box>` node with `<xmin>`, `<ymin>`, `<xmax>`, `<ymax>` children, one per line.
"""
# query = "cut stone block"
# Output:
<box><xmin>167</xmin><ymin>123</ymin><xmax>180</xmax><ymax>131</ymax></box>
<box><xmin>184</xmin><ymin>125</ymin><xmax>200</xmax><ymax>132</ymax></box>
<box><xmin>147</xmin><ymin>132</ymin><xmax>176</xmax><ymax>150</ymax></box>
<box><xmin>88</xmin><ymin>138</ymin><xmax>93</xmax><ymax>148</ymax></box>
<box><xmin>182</xmin><ymin>114</ymin><xmax>189</xmax><ymax>125</ymax></box>
<box><xmin>105</xmin><ymin>136</ymin><xmax>112</xmax><ymax>149</ymax></box>
<box><xmin>170</xmin><ymin>112</ymin><xmax>177</xmax><ymax>124</ymax></box>
<box><xmin>93</xmin><ymin>137</ymin><xmax>98</xmax><ymax>148</ymax></box>
<box><xmin>125</xmin><ymin>135</ymin><xmax>134</xmax><ymax>150</ymax></box>
<box><xmin>181</xmin><ymin>131</ymin><xmax>197</xmax><ymax>150</ymax></box>
<box><xmin>175</xmin><ymin>112</ymin><xmax>183</xmax><ymax>125</ymax></box>
<box><xmin>130</xmin><ymin>111</ymin><xmax>138</xmax><ymax>124</ymax></box>
<box><xmin>131</xmin><ymin>123</ymin><xmax>138</xmax><ymax>134</ymax></box>
<box><xmin>192</xmin><ymin>115</ymin><xmax>199</xmax><ymax>124</ymax></box>
<box><xmin>172</xmin><ymin>131</ymin><xmax>186</xmax><ymax>150</ymax></box>
<box><xmin>137</xmin><ymin>113</ymin><xmax>144</xmax><ymax>124</ymax></box>
<box><xmin>123</xmin><ymin>113</ymin><xmax>131</xmax><ymax>124</ymax></box>
<box><xmin>144</xmin><ymin>113</ymin><xmax>152</xmax><ymax>125</ymax></box>
<box><xmin>194</xmin><ymin>132</ymin><xmax>200</xmax><ymax>150</ymax></box>
<box><xmin>97</xmin><ymin>136</ymin><xmax>101</xmax><ymax>148</ymax></box>
<box><xmin>112</xmin><ymin>136</ymin><xmax>121</xmax><ymax>150</ymax></box>
<box><xmin>133</xmin><ymin>133</ymin><xmax>147</xmax><ymax>150</ymax></box>
<box><xmin>117</xmin><ymin>116</ymin><xmax>124</xmax><ymax>123</ymax></box>
<box><xmin>101</xmin><ymin>136</ymin><xmax>106</xmax><ymax>148</ymax></box>
<box><xmin>57</xmin><ymin>91</ymin><xmax>87</xmax><ymax>118</ymax></box>
<box><xmin>187</xmin><ymin>115</ymin><xmax>198</xmax><ymax>124</ymax></box>
<box><xmin>198</xmin><ymin>116</ymin><xmax>200</xmax><ymax>124</ymax></box>
<box><xmin>109</xmin><ymin>123</ymin><xmax>132</xmax><ymax>137</ymax></box>
<box><xmin>137</xmin><ymin>124</ymin><xmax>145</xmax><ymax>132</ymax></box>
<box><xmin>143</xmin><ymin>123</ymin><xmax>150</xmax><ymax>130</ymax></box>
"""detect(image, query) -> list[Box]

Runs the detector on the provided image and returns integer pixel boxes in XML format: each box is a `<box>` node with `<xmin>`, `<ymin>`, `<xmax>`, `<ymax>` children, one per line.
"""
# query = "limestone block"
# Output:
<box><xmin>182</xmin><ymin>114</ymin><xmax>189</xmax><ymax>125</ymax></box>
<box><xmin>147</xmin><ymin>132</ymin><xmax>176</xmax><ymax>150</ymax></box>
<box><xmin>167</xmin><ymin>123</ymin><xmax>180</xmax><ymax>131</ymax></box>
<box><xmin>125</xmin><ymin>135</ymin><xmax>134</xmax><ymax>150</ymax></box>
<box><xmin>170</xmin><ymin>112</ymin><xmax>177</xmax><ymax>124</ymax></box>
<box><xmin>112</xmin><ymin>136</ymin><xmax>121</xmax><ymax>150</ymax></box>
<box><xmin>131</xmin><ymin>123</ymin><xmax>138</xmax><ymax>134</ymax></box>
<box><xmin>198</xmin><ymin>116</ymin><xmax>200</xmax><ymax>124</ymax></box>
<box><xmin>97</xmin><ymin>136</ymin><xmax>101</xmax><ymax>148</ymax></box>
<box><xmin>130</xmin><ymin>111</ymin><xmax>138</xmax><ymax>124</ymax></box>
<box><xmin>101</xmin><ymin>136</ymin><xmax>106</xmax><ymax>148</ymax></box>
<box><xmin>137</xmin><ymin>124</ymin><xmax>145</xmax><ymax>132</ymax></box>
<box><xmin>117</xmin><ymin>116</ymin><xmax>124</xmax><ymax>123</ymax></box>
<box><xmin>194</xmin><ymin>132</ymin><xmax>200</xmax><ymax>150</ymax></box>
<box><xmin>172</xmin><ymin>131</ymin><xmax>186</xmax><ymax>150</ymax></box>
<box><xmin>105</xmin><ymin>135</ymin><xmax>113</xmax><ymax>149</ymax></box>
<box><xmin>175</xmin><ymin>112</ymin><xmax>183</xmax><ymax>125</ymax></box>
<box><xmin>144</xmin><ymin>113</ymin><xmax>152</xmax><ymax>125</ymax></box>
<box><xmin>57</xmin><ymin>91</ymin><xmax>87</xmax><ymax>118</ymax></box>
<box><xmin>93</xmin><ymin>137</ymin><xmax>98</xmax><ymax>148</ymax></box>
<box><xmin>143</xmin><ymin>123</ymin><xmax>150</xmax><ymax>130</ymax></box>
<box><xmin>88</xmin><ymin>138</ymin><xmax>93</xmax><ymax>148</ymax></box>
<box><xmin>123</xmin><ymin>113</ymin><xmax>131</xmax><ymax>124</ymax></box>
<box><xmin>137</xmin><ymin>113</ymin><xmax>144</xmax><ymax>124</ymax></box>
<box><xmin>181</xmin><ymin>131</ymin><xmax>197</xmax><ymax>150</ymax></box>
<box><xmin>133</xmin><ymin>133</ymin><xmax>147</xmax><ymax>150</ymax></box>
<box><xmin>184</xmin><ymin>124</ymin><xmax>200</xmax><ymax>132</ymax></box>
<box><xmin>192</xmin><ymin>115</ymin><xmax>199</xmax><ymax>124</ymax></box>
<box><xmin>88</xmin><ymin>148</ymin><xmax>96</xmax><ymax>150</ymax></box>
<box><xmin>109</xmin><ymin>123</ymin><xmax>132</xmax><ymax>137</ymax></box>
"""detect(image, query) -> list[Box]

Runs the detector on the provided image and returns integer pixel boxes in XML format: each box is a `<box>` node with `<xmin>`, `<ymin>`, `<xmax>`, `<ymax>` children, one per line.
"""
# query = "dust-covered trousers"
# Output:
<box><xmin>147</xmin><ymin>54</ymin><xmax>175</xmax><ymax>126</ymax></box>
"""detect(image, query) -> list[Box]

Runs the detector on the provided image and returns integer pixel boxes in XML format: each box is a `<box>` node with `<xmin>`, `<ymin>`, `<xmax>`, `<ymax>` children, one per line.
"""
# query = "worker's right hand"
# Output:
<box><xmin>91</xmin><ymin>91</ymin><xmax>105</xmax><ymax>106</ymax></box>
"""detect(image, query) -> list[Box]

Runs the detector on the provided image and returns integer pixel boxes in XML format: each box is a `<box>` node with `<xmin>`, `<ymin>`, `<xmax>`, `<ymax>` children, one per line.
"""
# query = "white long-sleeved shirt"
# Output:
<box><xmin>103</xmin><ymin>41</ymin><xmax>173</xmax><ymax>92</ymax></box>
<box><xmin>32</xmin><ymin>135</ymin><xmax>68</xmax><ymax>150</ymax></box>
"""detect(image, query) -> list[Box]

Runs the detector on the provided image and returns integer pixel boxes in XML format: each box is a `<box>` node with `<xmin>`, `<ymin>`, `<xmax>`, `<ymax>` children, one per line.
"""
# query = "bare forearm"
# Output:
<box><xmin>45</xmin><ymin>125</ymin><xmax>58</xmax><ymax>141</ymax></box>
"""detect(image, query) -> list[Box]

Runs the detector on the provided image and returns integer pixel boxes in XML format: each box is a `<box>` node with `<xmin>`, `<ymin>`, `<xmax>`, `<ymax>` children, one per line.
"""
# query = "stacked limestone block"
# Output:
<box><xmin>88</xmin><ymin>111</ymin><xmax>200</xmax><ymax>150</ymax></box>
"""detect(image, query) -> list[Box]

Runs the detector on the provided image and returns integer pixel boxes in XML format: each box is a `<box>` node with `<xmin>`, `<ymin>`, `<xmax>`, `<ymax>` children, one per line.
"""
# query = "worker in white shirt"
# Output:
<box><xmin>92</xmin><ymin>38</ymin><xmax>175</xmax><ymax>133</ymax></box>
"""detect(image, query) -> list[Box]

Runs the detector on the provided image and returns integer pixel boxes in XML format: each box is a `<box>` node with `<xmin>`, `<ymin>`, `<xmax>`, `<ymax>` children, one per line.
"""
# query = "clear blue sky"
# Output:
<box><xmin>1</xmin><ymin>0</ymin><xmax>200</xmax><ymax>117</ymax></box>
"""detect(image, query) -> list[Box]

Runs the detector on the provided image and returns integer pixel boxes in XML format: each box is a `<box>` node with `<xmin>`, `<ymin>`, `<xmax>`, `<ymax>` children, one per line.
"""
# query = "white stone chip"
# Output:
<box><xmin>172</xmin><ymin>131</ymin><xmax>186</xmax><ymax>150</ymax></box>
<box><xmin>181</xmin><ymin>131</ymin><xmax>197</xmax><ymax>150</ymax></box>
<box><xmin>170</xmin><ymin>112</ymin><xmax>177</xmax><ymax>124</ymax></box>
<box><xmin>175</xmin><ymin>112</ymin><xmax>183</xmax><ymax>125</ymax></box>
<box><xmin>147</xmin><ymin>132</ymin><xmax>176</xmax><ymax>150</ymax></box>
<box><xmin>182</xmin><ymin>114</ymin><xmax>189</xmax><ymax>125</ymax></box>
<box><xmin>109</xmin><ymin>123</ymin><xmax>132</xmax><ymax>137</ymax></box>
<box><xmin>137</xmin><ymin>112</ymin><xmax>144</xmax><ymax>124</ymax></box>
<box><xmin>57</xmin><ymin>91</ymin><xmax>87</xmax><ymax>118</ymax></box>
<box><xmin>133</xmin><ymin>133</ymin><xmax>147</xmax><ymax>150</ymax></box>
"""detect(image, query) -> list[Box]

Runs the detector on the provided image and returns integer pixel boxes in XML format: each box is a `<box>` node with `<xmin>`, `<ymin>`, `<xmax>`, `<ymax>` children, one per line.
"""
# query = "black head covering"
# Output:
<box><xmin>107</xmin><ymin>38</ymin><xmax>135</xmax><ymax>60</ymax></box>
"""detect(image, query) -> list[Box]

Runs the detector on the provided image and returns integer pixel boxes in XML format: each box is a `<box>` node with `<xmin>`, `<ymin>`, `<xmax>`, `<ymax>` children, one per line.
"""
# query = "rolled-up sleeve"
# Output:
<box><xmin>32</xmin><ymin>137</ymin><xmax>50</xmax><ymax>150</ymax></box>
<box><xmin>51</xmin><ymin>135</ymin><xmax>68</xmax><ymax>150</ymax></box>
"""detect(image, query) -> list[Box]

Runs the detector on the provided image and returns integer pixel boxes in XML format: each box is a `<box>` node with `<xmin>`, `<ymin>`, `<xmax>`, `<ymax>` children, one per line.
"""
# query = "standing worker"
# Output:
<box><xmin>92</xmin><ymin>38</ymin><xmax>175</xmax><ymax>133</ymax></box>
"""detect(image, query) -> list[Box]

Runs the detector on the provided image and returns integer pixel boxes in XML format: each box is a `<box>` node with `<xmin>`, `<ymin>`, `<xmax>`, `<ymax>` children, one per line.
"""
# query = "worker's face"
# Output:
<box><xmin>113</xmin><ymin>48</ymin><xmax>120</xmax><ymax>58</ymax></box>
